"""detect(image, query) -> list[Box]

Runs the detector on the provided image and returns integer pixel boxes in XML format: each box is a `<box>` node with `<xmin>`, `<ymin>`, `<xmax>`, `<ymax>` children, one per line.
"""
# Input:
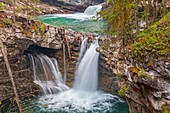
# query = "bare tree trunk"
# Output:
<box><xmin>0</xmin><ymin>40</ymin><xmax>23</xmax><ymax>113</ymax></box>
<box><xmin>148</xmin><ymin>0</ymin><xmax>152</xmax><ymax>22</ymax></box>
<box><xmin>12</xmin><ymin>0</ymin><xmax>16</xmax><ymax>23</ymax></box>
<box><xmin>162</xmin><ymin>0</ymin><xmax>167</xmax><ymax>15</ymax></box>
<box><xmin>63</xmin><ymin>43</ymin><xmax>66</xmax><ymax>84</ymax></box>
<box><xmin>62</xmin><ymin>29</ymin><xmax>71</xmax><ymax>59</ymax></box>
<box><xmin>153</xmin><ymin>0</ymin><xmax>157</xmax><ymax>21</ymax></box>
<box><xmin>134</xmin><ymin>0</ymin><xmax>139</xmax><ymax>34</ymax></box>
<box><xmin>65</xmin><ymin>36</ymin><xmax>71</xmax><ymax>59</ymax></box>
<box><xmin>144</xmin><ymin>0</ymin><xmax>149</xmax><ymax>27</ymax></box>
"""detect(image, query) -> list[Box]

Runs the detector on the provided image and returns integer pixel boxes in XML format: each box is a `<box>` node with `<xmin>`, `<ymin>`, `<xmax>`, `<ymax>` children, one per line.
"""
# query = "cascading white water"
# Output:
<box><xmin>41</xmin><ymin>4</ymin><xmax>102</xmax><ymax>20</ymax></box>
<box><xmin>84</xmin><ymin>4</ymin><xmax>102</xmax><ymax>15</ymax></box>
<box><xmin>76</xmin><ymin>37</ymin><xmax>88</xmax><ymax>67</ymax></box>
<box><xmin>28</xmin><ymin>53</ymin><xmax>69</xmax><ymax>95</ymax></box>
<box><xmin>35</xmin><ymin>38</ymin><xmax>127</xmax><ymax>113</ymax></box>
<box><xmin>74</xmin><ymin>39</ymin><xmax>99</xmax><ymax>92</ymax></box>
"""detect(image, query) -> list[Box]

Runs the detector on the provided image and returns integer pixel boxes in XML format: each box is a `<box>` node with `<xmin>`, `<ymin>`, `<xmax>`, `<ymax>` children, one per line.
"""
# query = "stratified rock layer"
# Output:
<box><xmin>0</xmin><ymin>24</ymin><xmax>92</xmax><ymax>101</ymax></box>
<box><xmin>98</xmin><ymin>12</ymin><xmax>170</xmax><ymax>113</ymax></box>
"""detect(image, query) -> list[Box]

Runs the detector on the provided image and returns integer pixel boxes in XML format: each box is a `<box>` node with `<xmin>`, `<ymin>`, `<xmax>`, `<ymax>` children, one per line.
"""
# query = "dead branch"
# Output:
<box><xmin>0</xmin><ymin>40</ymin><xmax>23</xmax><ymax>113</ymax></box>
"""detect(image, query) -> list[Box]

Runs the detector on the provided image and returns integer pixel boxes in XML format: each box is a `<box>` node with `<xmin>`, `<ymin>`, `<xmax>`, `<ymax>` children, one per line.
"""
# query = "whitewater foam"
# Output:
<box><xmin>38</xmin><ymin>89</ymin><xmax>123</xmax><ymax>112</ymax></box>
<box><xmin>41</xmin><ymin>4</ymin><xmax>102</xmax><ymax>20</ymax></box>
<box><xmin>28</xmin><ymin>53</ymin><xmax>69</xmax><ymax>95</ymax></box>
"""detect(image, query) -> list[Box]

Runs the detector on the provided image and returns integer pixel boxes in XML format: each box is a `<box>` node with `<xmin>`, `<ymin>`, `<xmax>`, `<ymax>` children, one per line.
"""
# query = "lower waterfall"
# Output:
<box><xmin>28</xmin><ymin>53</ymin><xmax>69</xmax><ymax>95</ymax></box>
<box><xmin>25</xmin><ymin>39</ymin><xmax>128</xmax><ymax>113</ymax></box>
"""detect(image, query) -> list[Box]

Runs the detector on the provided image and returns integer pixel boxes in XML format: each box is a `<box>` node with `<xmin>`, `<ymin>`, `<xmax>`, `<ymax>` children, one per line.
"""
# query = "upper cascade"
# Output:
<box><xmin>84</xmin><ymin>4</ymin><xmax>102</xmax><ymax>15</ymax></box>
<box><xmin>76</xmin><ymin>37</ymin><xmax>88</xmax><ymax>67</ymax></box>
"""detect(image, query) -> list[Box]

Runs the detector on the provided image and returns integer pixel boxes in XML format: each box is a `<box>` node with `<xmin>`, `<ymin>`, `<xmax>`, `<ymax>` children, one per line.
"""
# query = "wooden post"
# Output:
<box><xmin>0</xmin><ymin>40</ymin><xmax>23</xmax><ymax>113</ymax></box>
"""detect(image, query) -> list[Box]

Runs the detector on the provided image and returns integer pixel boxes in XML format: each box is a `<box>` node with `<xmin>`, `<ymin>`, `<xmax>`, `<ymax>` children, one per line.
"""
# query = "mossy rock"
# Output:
<box><xmin>161</xmin><ymin>104</ymin><xmax>170</xmax><ymax>113</ymax></box>
<box><xmin>131</xmin><ymin>12</ymin><xmax>170</xmax><ymax>58</ymax></box>
<box><xmin>118</xmin><ymin>84</ymin><xmax>128</xmax><ymax>96</ymax></box>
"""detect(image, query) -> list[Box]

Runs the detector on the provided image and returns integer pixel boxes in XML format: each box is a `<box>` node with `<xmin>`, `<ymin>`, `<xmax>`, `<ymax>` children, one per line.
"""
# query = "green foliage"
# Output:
<box><xmin>2</xmin><ymin>18</ymin><xmax>13</xmax><ymax>25</ymax></box>
<box><xmin>128</xmin><ymin>66</ymin><xmax>147</xmax><ymax>77</ymax></box>
<box><xmin>118</xmin><ymin>85</ymin><xmax>128</xmax><ymax>96</ymax></box>
<box><xmin>100</xmin><ymin>0</ymin><xmax>169</xmax><ymax>51</ymax></box>
<box><xmin>100</xmin><ymin>0</ymin><xmax>134</xmax><ymax>38</ymax></box>
<box><xmin>39</xmin><ymin>22</ymin><xmax>46</xmax><ymax>36</ymax></box>
<box><xmin>18</xmin><ymin>0</ymin><xmax>40</xmax><ymax>15</ymax></box>
<box><xmin>101</xmin><ymin>39</ymin><xmax>110</xmax><ymax>50</ymax></box>
<box><xmin>5</xmin><ymin>0</ymin><xmax>40</xmax><ymax>16</ymax></box>
<box><xmin>131</xmin><ymin>12</ymin><xmax>170</xmax><ymax>57</ymax></box>
<box><xmin>0</xmin><ymin>2</ymin><xmax>4</xmax><ymax>10</ymax></box>
<box><xmin>161</xmin><ymin>104</ymin><xmax>170</xmax><ymax>113</ymax></box>
<box><xmin>137</xmin><ymin>66</ymin><xmax>147</xmax><ymax>77</ymax></box>
<box><xmin>116</xmin><ymin>73</ymin><xmax>121</xmax><ymax>80</ymax></box>
<box><xmin>40</xmin><ymin>23</ymin><xmax>45</xmax><ymax>32</ymax></box>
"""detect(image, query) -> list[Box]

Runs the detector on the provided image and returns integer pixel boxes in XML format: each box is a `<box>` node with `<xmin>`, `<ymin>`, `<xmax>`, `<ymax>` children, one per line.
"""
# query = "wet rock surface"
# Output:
<box><xmin>40</xmin><ymin>0</ymin><xmax>88</xmax><ymax>12</ymax></box>
<box><xmin>0</xmin><ymin>21</ymin><xmax>98</xmax><ymax>101</ymax></box>
<box><xmin>98</xmin><ymin>34</ymin><xmax>170</xmax><ymax>113</ymax></box>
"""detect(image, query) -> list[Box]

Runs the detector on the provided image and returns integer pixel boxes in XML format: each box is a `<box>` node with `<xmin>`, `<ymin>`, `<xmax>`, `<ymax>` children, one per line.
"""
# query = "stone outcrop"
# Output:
<box><xmin>97</xmin><ymin>37</ymin><xmax>170</xmax><ymax>113</ymax></box>
<box><xmin>97</xmin><ymin>37</ymin><xmax>126</xmax><ymax>96</ymax></box>
<box><xmin>41</xmin><ymin>0</ymin><xmax>104</xmax><ymax>7</ymax></box>
<box><xmin>0</xmin><ymin>2</ymin><xmax>103</xmax><ymax>103</ymax></box>
<box><xmin>97</xmin><ymin>12</ymin><xmax>170</xmax><ymax>113</ymax></box>
<box><xmin>38</xmin><ymin>3</ymin><xmax>70</xmax><ymax>14</ymax></box>
<box><xmin>98</xmin><ymin>42</ymin><xmax>120</xmax><ymax>95</ymax></box>
<box><xmin>0</xmin><ymin>22</ymin><xmax>93</xmax><ymax>102</ymax></box>
<box><xmin>40</xmin><ymin>0</ymin><xmax>88</xmax><ymax>12</ymax></box>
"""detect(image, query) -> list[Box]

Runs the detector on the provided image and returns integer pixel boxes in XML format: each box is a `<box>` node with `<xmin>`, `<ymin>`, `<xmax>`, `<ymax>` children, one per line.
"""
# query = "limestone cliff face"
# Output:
<box><xmin>66</xmin><ymin>0</ymin><xmax>105</xmax><ymax>5</ymax></box>
<box><xmin>40</xmin><ymin>0</ymin><xmax>88</xmax><ymax>12</ymax></box>
<box><xmin>98</xmin><ymin>48</ymin><xmax>120</xmax><ymax>95</ymax></box>
<box><xmin>97</xmin><ymin>13</ymin><xmax>170</xmax><ymax>113</ymax></box>
<box><xmin>98</xmin><ymin>38</ymin><xmax>170</xmax><ymax>113</ymax></box>
<box><xmin>0</xmin><ymin>23</ymin><xmax>119</xmax><ymax>103</ymax></box>
<box><xmin>0</xmin><ymin>24</ymin><xmax>87</xmax><ymax>102</ymax></box>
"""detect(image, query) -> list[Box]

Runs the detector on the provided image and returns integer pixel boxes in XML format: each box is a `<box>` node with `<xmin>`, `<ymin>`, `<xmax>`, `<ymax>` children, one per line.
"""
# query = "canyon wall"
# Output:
<box><xmin>0</xmin><ymin>25</ymin><xmax>83</xmax><ymax>101</ymax></box>
<box><xmin>97</xmin><ymin>12</ymin><xmax>170</xmax><ymax>113</ymax></box>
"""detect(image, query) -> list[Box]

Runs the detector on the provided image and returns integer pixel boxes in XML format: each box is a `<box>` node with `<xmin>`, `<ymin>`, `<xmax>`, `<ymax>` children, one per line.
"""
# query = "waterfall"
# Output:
<box><xmin>41</xmin><ymin>4</ymin><xmax>102</xmax><ymax>20</ymax></box>
<box><xmin>74</xmin><ymin>39</ymin><xmax>99</xmax><ymax>92</ymax></box>
<box><xmin>84</xmin><ymin>4</ymin><xmax>102</xmax><ymax>15</ymax></box>
<box><xmin>76</xmin><ymin>37</ymin><xmax>88</xmax><ymax>67</ymax></box>
<box><xmin>28</xmin><ymin>53</ymin><xmax>69</xmax><ymax>95</ymax></box>
<box><xmin>35</xmin><ymin>38</ymin><xmax>126</xmax><ymax>113</ymax></box>
<box><xmin>32</xmin><ymin>39</ymin><xmax>127</xmax><ymax>113</ymax></box>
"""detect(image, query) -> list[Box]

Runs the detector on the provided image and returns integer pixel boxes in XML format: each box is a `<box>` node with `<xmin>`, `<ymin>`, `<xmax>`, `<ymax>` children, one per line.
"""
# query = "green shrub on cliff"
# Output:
<box><xmin>118</xmin><ymin>85</ymin><xmax>128</xmax><ymax>96</ymax></box>
<box><xmin>162</xmin><ymin>104</ymin><xmax>170</xmax><ymax>113</ymax></box>
<box><xmin>131</xmin><ymin>12</ymin><xmax>170</xmax><ymax>57</ymax></box>
<box><xmin>0</xmin><ymin>2</ymin><xmax>4</xmax><ymax>10</ymax></box>
<box><xmin>100</xmin><ymin>0</ymin><xmax>134</xmax><ymax>40</ymax></box>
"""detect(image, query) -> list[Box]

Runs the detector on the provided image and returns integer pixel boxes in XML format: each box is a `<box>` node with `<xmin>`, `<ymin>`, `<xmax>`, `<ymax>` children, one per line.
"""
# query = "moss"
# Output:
<box><xmin>131</xmin><ymin>12</ymin><xmax>170</xmax><ymax>57</ymax></box>
<box><xmin>0</xmin><ymin>2</ymin><xmax>4</xmax><ymax>10</ymax></box>
<box><xmin>2</xmin><ymin>18</ymin><xmax>13</xmax><ymax>26</ymax></box>
<box><xmin>128</xmin><ymin>66</ymin><xmax>147</xmax><ymax>77</ymax></box>
<box><xmin>101</xmin><ymin>39</ymin><xmax>110</xmax><ymax>51</ymax></box>
<box><xmin>118</xmin><ymin>85</ymin><xmax>128</xmax><ymax>96</ymax></box>
<box><xmin>116</xmin><ymin>73</ymin><xmax>121</xmax><ymax>80</ymax></box>
<box><xmin>136</xmin><ymin>66</ymin><xmax>147</xmax><ymax>77</ymax></box>
<box><xmin>161</xmin><ymin>104</ymin><xmax>170</xmax><ymax>113</ymax></box>
<box><xmin>137</xmin><ymin>69</ymin><xmax>146</xmax><ymax>77</ymax></box>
